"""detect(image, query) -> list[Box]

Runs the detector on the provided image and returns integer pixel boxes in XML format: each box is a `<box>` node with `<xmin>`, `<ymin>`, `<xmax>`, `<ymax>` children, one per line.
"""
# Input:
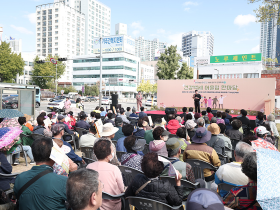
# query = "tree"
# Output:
<box><xmin>137</xmin><ymin>80</ymin><xmax>153</xmax><ymax>94</ymax></box>
<box><xmin>58</xmin><ymin>86</ymin><xmax>77</xmax><ymax>94</ymax></box>
<box><xmin>0</xmin><ymin>41</ymin><xmax>25</xmax><ymax>82</ymax></box>
<box><xmin>156</xmin><ymin>45</ymin><xmax>181</xmax><ymax>80</ymax></box>
<box><xmin>84</xmin><ymin>84</ymin><xmax>99</xmax><ymax>96</ymax></box>
<box><xmin>177</xmin><ymin>63</ymin><xmax>194</xmax><ymax>79</ymax></box>
<box><xmin>152</xmin><ymin>83</ymin><xmax>157</xmax><ymax>94</ymax></box>
<box><xmin>32</xmin><ymin>55</ymin><xmax>66</xmax><ymax>89</ymax></box>
<box><xmin>249</xmin><ymin>0</ymin><xmax>280</xmax><ymax>25</ymax></box>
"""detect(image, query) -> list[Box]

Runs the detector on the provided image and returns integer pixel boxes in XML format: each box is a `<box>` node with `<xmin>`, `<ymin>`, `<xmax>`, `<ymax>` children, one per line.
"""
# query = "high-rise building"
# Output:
<box><xmin>135</xmin><ymin>36</ymin><xmax>166</xmax><ymax>62</ymax></box>
<box><xmin>260</xmin><ymin>18</ymin><xmax>279</xmax><ymax>64</ymax></box>
<box><xmin>9</xmin><ymin>39</ymin><xmax>22</xmax><ymax>53</ymax></box>
<box><xmin>182</xmin><ymin>31</ymin><xmax>214</xmax><ymax>57</ymax></box>
<box><xmin>35</xmin><ymin>1</ymin><xmax>86</xmax><ymax>85</ymax></box>
<box><xmin>115</xmin><ymin>23</ymin><xmax>127</xmax><ymax>35</ymax></box>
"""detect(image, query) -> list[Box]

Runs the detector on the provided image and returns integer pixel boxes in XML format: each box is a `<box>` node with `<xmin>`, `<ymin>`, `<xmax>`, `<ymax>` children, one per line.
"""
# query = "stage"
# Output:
<box><xmin>143</xmin><ymin>110</ymin><xmax>257</xmax><ymax>128</ymax></box>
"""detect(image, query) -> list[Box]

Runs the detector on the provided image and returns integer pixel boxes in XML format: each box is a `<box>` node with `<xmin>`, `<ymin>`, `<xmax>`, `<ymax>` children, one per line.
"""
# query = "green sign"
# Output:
<box><xmin>210</xmin><ymin>53</ymin><xmax>261</xmax><ymax>63</ymax></box>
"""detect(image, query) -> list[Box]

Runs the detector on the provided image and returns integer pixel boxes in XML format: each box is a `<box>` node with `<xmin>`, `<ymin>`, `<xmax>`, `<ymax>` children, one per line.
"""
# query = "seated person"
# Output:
<box><xmin>149</xmin><ymin>127</ymin><xmax>168</xmax><ymax>157</ymax></box>
<box><xmin>103</xmin><ymin>113</ymin><xmax>115</xmax><ymax>126</ymax></box>
<box><xmin>14</xmin><ymin>138</ymin><xmax>68</xmax><ymax>210</ymax></box>
<box><xmin>166</xmin><ymin>114</ymin><xmax>181</xmax><ymax>135</ymax></box>
<box><xmin>252</xmin><ymin>126</ymin><xmax>278</xmax><ymax>151</ymax></box>
<box><xmin>0</xmin><ymin>152</ymin><xmax>15</xmax><ymax>191</ymax></box>
<box><xmin>216</xmin><ymin>112</ymin><xmax>225</xmax><ymax>125</ymax></box>
<box><xmin>80</xmin><ymin>124</ymin><xmax>97</xmax><ymax>148</ymax></box>
<box><xmin>119</xmin><ymin>108</ymin><xmax>130</xmax><ymax>124</ymax></box>
<box><xmin>18</xmin><ymin>117</ymin><xmax>33</xmax><ymax>146</ymax></box>
<box><xmin>87</xmin><ymin>139</ymin><xmax>125</xmax><ymax>210</ymax></box>
<box><xmin>185</xmin><ymin>120</ymin><xmax>197</xmax><ymax>141</ymax></box>
<box><xmin>116</xmin><ymin>124</ymin><xmax>134</xmax><ymax>152</ymax></box>
<box><xmin>215</xmin><ymin>142</ymin><xmax>254</xmax><ymax>197</ymax></box>
<box><xmin>139</xmin><ymin>106</ymin><xmax>147</xmax><ymax>119</ymax></box>
<box><xmin>223</xmin><ymin>152</ymin><xmax>262</xmax><ymax>209</ymax></box>
<box><xmin>112</xmin><ymin>118</ymin><xmax>124</xmax><ymax>141</ymax></box>
<box><xmin>206</xmin><ymin>107</ymin><xmax>214</xmax><ymax>121</ymax></box>
<box><xmin>33</xmin><ymin>116</ymin><xmax>52</xmax><ymax>138</ymax></box>
<box><xmin>52</xmin><ymin>124</ymin><xmax>83</xmax><ymax>164</ymax></box>
<box><xmin>183</xmin><ymin>127</ymin><xmax>221</xmax><ymax>182</ymax></box>
<box><xmin>225</xmin><ymin>119</ymin><xmax>243</xmax><ymax>141</ymax></box>
<box><xmin>66</xmin><ymin>168</ymin><xmax>102</xmax><ymax>210</ymax></box>
<box><xmin>125</xmin><ymin>153</ymin><xmax>184</xmax><ymax>206</ymax></box>
<box><xmin>24</xmin><ymin>114</ymin><xmax>34</xmax><ymax>132</ymax></box>
<box><xmin>217</xmin><ymin>123</ymin><xmax>232</xmax><ymax>160</ymax></box>
<box><xmin>176</xmin><ymin>127</ymin><xmax>190</xmax><ymax>161</ymax></box>
<box><xmin>129</xmin><ymin>108</ymin><xmax>139</xmax><ymax>119</ymax></box>
<box><xmin>75</xmin><ymin>112</ymin><xmax>90</xmax><ymax>130</ymax></box>
<box><xmin>133</xmin><ymin>119</ymin><xmax>147</xmax><ymax>138</ymax></box>
<box><xmin>100</xmin><ymin>107</ymin><xmax>107</xmax><ymax>117</ymax></box>
<box><xmin>125</xmin><ymin>107</ymin><xmax>132</xmax><ymax>118</ymax></box>
<box><xmin>238</xmin><ymin>109</ymin><xmax>251</xmax><ymax>129</ymax></box>
<box><xmin>120</xmin><ymin>135</ymin><xmax>145</xmax><ymax>171</ymax></box>
<box><xmin>162</xmin><ymin>138</ymin><xmax>195</xmax><ymax>183</ymax></box>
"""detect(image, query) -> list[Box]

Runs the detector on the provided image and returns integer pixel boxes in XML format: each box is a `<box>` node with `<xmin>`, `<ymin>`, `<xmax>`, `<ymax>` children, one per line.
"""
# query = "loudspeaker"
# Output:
<box><xmin>112</xmin><ymin>94</ymin><xmax>118</xmax><ymax>105</ymax></box>
<box><xmin>165</xmin><ymin>108</ymin><xmax>177</xmax><ymax>115</ymax></box>
<box><xmin>212</xmin><ymin>110</ymin><xmax>217</xmax><ymax>117</ymax></box>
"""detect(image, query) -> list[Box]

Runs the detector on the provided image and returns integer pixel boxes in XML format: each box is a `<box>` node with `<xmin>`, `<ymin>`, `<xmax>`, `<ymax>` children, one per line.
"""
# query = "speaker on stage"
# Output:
<box><xmin>112</xmin><ymin>94</ymin><xmax>118</xmax><ymax>106</ymax></box>
<box><xmin>165</xmin><ymin>108</ymin><xmax>177</xmax><ymax>115</ymax></box>
<box><xmin>212</xmin><ymin>110</ymin><xmax>217</xmax><ymax>117</ymax></box>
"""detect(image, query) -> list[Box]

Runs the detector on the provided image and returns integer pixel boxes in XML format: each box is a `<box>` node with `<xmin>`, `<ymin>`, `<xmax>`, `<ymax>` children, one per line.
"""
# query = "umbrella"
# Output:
<box><xmin>0</xmin><ymin>109</ymin><xmax>24</xmax><ymax>118</ymax></box>
<box><xmin>0</xmin><ymin>127</ymin><xmax>22</xmax><ymax>150</ymax></box>
<box><xmin>257</xmin><ymin>148</ymin><xmax>280</xmax><ymax>210</ymax></box>
<box><xmin>65</xmin><ymin>107</ymin><xmax>82</xmax><ymax>116</ymax></box>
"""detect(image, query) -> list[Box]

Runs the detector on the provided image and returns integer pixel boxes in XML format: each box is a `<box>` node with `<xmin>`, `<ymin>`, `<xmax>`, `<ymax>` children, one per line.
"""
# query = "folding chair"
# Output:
<box><xmin>185</xmin><ymin>159</ymin><xmax>218</xmax><ymax>189</ymax></box>
<box><xmin>19</xmin><ymin>133</ymin><xmax>33</xmax><ymax>145</ymax></box>
<box><xmin>217</xmin><ymin>183</ymin><xmax>236</xmax><ymax>192</ymax></box>
<box><xmin>0</xmin><ymin>172</ymin><xmax>20</xmax><ymax>195</ymax></box>
<box><xmin>160</xmin><ymin>176</ymin><xmax>200</xmax><ymax>189</ymax></box>
<box><xmin>64</xmin><ymin>132</ymin><xmax>77</xmax><ymax>152</ymax></box>
<box><xmin>230</xmin><ymin>139</ymin><xmax>240</xmax><ymax>161</ymax></box>
<box><xmin>31</xmin><ymin>133</ymin><xmax>45</xmax><ymax>141</ymax></box>
<box><xmin>75</xmin><ymin>127</ymin><xmax>89</xmax><ymax>140</ymax></box>
<box><xmin>116</xmin><ymin>151</ymin><xmax>127</xmax><ymax>161</ymax></box>
<box><xmin>118</xmin><ymin>165</ymin><xmax>143</xmax><ymax>187</ymax></box>
<box><xmin>102</xmin><ymin>192</ymin><xmax>127</xmax><ymax>210</ymax></box>
<box><xmin>127</xmin><ymin>197</ymin><xmax>184</xmax><ymax>210</ymax></box>
<box><xmin>217</xmin><ymin>152</ymin><xmax>228</xmax><ymax>164</ymax></box>
<box><xmin>6</xmin><ymin>144</ymin><xmax>28</xmax><ymax>166</ymax></box>
<box><xmin>80</xmin><ymin>147</ymin><xmax>93</xmax><ymax>159</ymax></box>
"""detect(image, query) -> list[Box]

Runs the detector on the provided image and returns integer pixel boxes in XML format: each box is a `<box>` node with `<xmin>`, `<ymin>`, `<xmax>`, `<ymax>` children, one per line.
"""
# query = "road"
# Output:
<box><xmin>36</xmin><ymin>100</ymin><xmax>152</xmax><ymax>114</ymax></box>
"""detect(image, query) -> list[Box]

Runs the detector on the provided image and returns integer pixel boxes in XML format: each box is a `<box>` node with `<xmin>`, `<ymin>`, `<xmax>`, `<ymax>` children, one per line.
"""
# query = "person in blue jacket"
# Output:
<box><xmin>0</xmin><ymin>152</ymin><xmax>15</xmax><ymax>191</ymax></box>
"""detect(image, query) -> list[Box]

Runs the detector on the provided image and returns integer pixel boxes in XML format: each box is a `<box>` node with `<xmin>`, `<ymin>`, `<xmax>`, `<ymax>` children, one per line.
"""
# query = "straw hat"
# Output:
<box><xmin>24</xmin><ymin>114</ymin><xmax>31</xmax><ymax>122</ymax></box>
<box><xmin>100</xmin><ymin>123</ymin><xmax>119</xmax><ymax>137</ymax></box>
<box><xmin>185</xmin><ymin>120</ymin><xmax>197</xmax><ymax>129</ymax></box>
<box><xmin>207</xmin><ymin>123</ymin><xmax>220</xmax><ymax>135</ymax></box>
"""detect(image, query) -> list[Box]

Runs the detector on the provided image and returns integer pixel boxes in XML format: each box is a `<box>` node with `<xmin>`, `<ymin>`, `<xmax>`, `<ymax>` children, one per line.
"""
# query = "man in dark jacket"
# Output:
<box><xmin>180</xmin><ymin>107</ymin><xmax>188</xmax><ymax>121</ymax></box>
<box><xmin>133</xmin><ymin>118</ymin><xmax>147</xmax><ymax>138</ymax></box>
<box><xmin>0</xmin><ymin>152</ymin><xmax>14</xmax><ymax>191</ymax></box>
<box><xmin>225</xmin><ymin>109</ymin><xmax>232</xmax><ymax>120</ymax></box>
<box><xmin>139</xmin><ymin>107</ymin><xmax>147</xmax><ymax>119</ymax></box>
<box><xmin>75</xmin><ymin>113</ymin><xmax>90</xmax><ymax>130</ymax></box>
<box><xmin>237</xmin><ymin>109</ymin><xmax>251</xmax><ymax>129</ymax></box>
<box><xmin>33</xmin><ymin>116</ymin><xmax>52</xmax><ymax>138</ymax></box>
<box><xmin>225</xmin><ymin>119</ymin><xmax>243</xmax><ymax>141</ymax></box>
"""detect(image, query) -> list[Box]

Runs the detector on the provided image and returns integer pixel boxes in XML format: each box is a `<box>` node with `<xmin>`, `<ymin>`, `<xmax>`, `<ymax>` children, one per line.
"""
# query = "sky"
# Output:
<box><xmin>0</xmin><ymin>0</ymin><xmax>262</xmax><ymax>56</ymax></box>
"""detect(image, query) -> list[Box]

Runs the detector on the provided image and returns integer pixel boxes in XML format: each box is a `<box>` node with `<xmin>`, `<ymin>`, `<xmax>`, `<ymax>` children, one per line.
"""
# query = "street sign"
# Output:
<box><xmin>210</xmin><ymin>53</ymin><xmax>261</xmax><ymax>63</ymax></box>
<box><xmin>50</xmin><ymin>58</ymin><xmax>57</xmax><ymax>65</ymax></box>
<box><xmin>61</xmin><ymin>90</ymin><xmax>64</xmax><ymax>94</ymax></box>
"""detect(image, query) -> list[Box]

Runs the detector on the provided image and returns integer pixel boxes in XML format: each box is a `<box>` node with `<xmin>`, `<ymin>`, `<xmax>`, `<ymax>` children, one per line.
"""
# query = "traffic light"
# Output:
<box><xmin>58</xmin><ymin>58</ymin><xmax>67</xmax><ymax>61</ymax></box>
<box><xmin>36</xmin><ymin>60</ymin><xmax>45</xmax><ymax>64</ymax></box>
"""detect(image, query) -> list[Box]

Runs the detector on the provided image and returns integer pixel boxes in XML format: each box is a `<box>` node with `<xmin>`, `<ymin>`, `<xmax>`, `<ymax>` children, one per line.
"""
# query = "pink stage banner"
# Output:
<box><xmin>157</xmin><ymin>78</ymin><xmax>276</xmax><ymax>113</ymax></box>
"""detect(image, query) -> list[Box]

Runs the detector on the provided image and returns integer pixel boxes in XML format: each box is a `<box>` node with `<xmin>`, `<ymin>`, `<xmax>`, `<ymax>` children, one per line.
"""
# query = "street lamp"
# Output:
<box><xmin>214</xmin><ymin>69</ymin><xmax>219</xmax><ymax>79</ymax></box>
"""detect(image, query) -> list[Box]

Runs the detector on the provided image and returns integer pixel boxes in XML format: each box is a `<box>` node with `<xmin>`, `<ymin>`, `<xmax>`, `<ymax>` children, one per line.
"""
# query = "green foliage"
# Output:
<box><xmin>177</xmin><ymin>63</ymin><xmax>194</xmax><ymax>79</ymax></box>
<box><xmin>156</xmin><ymin>45</ymin><xmax>181</xmax><ymax>80</ymax></box>
<box><xmin>249</xmin><ymin>0</ymin><xmax>280</xmax><ymax>25</ymax></box>
<box><xmin>263</xmin><ymin>57</ymin><xmax>279</xmax><ymax>70</ymax></box>
<box><xmin>152</xmin><ymin>83</ymin><xmax>157</xmax><ymax>94</ymax></box>
<box><xmin>137</xmin><ymin>80</ymin><xmax>157</xmax><ymax>94</ymax></box>
<box><xmin>0</xmin><ymin>41</ymin><xmax>25</xmax><ymax>82</ymax></box>
<box><xmin>32</xmin><ymin>55</ymin><xmax>66</xmax><ymax>89</ymax></box>
<box><xmin>58</xmin><ymin>86</ymin><xmax>77</xmax><ymax>94</ymax></box>
<box><xmin>84</xmin><ymin>84</ymin><xmax>99</xmax><ymax>96</ymax></box>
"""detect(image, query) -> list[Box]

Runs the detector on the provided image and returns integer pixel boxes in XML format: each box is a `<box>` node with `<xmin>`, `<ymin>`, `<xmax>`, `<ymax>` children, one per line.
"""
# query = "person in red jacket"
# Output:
<box><xmin>166</xmin><ymin>114</ymin><xmax>182</xmax><ymax>135</ymax></box>
<box><xmin>206</xmin><ymin>107</ymin><xmax>214</xmax><ymax>121</ymax></box>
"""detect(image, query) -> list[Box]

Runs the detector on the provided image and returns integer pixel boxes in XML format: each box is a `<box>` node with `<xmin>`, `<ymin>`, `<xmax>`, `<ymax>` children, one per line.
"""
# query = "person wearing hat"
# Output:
<box><xmin>251</xmin><ymin>126</ymin><xmax>278</xmax><ymax>151</ymax></box>
<box><xmin>207</xmin><ymin>123</ymin><xmax>226</xmax><ymax>164</ymax></box>
<box><xmin>162</xmin><ymin>138</ymin><xmax>195</xmax><ymax>183</ymax></box>
<box><xmin>183</xmin><ymin>127</ymin><xmax>221</xmax><ymax>182</ymax></box>
<box><xmin>24</xmin><ymin>114</ymin><xmax>33</xmax><ymax>131</ymax></box>
<box><xmin>166</xmin><ymin>114</ymin><xmax>181</xmax><ymax>135</ymax></box>
<box><xmin>185</xmin><ymin>120</ymin><xmax>197</xmax><ymax>142</ymax></box>
<box><xmin>75</xmin><ymin>112</ymin><xmax>90</xmax><ymax>131</ymax></box>
<box><xmin>133</xmin><ymin>118</ymin><xmax>148</xmax><ymax>138</ymax></box>
<box><xmin>149</xmin><ymin>127</ymin><xmax>169</xmax><ymax>157</ymax></box>
<box><xmin>112</xmin><ymin>117</ymin><xmax>125</xmax><ymax>141</ymax></box>
<box><xmin>120</xmin><ymin>135</ymin><xmax>146</xmax><ymax>171</ymax></box>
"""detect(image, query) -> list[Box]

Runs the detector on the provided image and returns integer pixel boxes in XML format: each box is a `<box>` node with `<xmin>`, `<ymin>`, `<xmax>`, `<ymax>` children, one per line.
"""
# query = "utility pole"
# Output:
<box><xmin>99</xmin><ymin>37</ymin><xmax>102</xmax><ymax>107</ymax></box>
<box><xmin>56</xmin><ymin>64</ymin><xmax>57</xmax><ymax>96</ymax></box>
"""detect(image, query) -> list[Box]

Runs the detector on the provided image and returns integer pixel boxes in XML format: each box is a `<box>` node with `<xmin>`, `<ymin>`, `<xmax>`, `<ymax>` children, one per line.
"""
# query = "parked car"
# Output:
<box><xmin>2</xmin><ymin>96</ymin><xmax>19</xmax><ymax>109</ymax></box>
<box><xmin>84</xmin><ymin>96</ymin><xmax>96</xmax><ymax>102</ymax></box>
<box><xmin>35</xmin><ymin>100</ymin><xmax>40</xmax><ymax>108</ymax></box>
<box><xmin>101</xmin><ymin>97</ymin><xmax>111</xmax><ymax>105</ymax></box>
<box><xmin>49</xmin><ymin>95</ymin><xmax>67</xmax><ymax>102</ymax></box>
<box><xmin>145</xmin><ymin>99</ymin><xmax>157</xmax><ymax>106</ymax></box>
<box><xmin>47</xmin><ymin>99</ymin><xmax>76</xmax><ymax>111</ymax></box>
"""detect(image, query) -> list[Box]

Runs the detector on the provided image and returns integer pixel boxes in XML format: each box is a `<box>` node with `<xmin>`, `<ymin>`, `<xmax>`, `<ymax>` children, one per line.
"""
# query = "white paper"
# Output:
<box><xmin>162</xmin><ymin>117</ymin><xmax>167</xmax><ymax>125</ymax></box>
<box><xmin>148</xmin><ymin>116</ymin><xmax>153</xmax><ymax>126</ymax></box>
<box><xmin>44</xmin><ymin>118</ymin><xmax>52</xmax><ymax>128</ymax></box>
<box><xmin>95</xmin><ymin>119</ymin><xmax>103</xmax><ymax>138</ymax></box>
<box><xmin>50</xmin><ymin>141</ymin><xmax>70</xmax><ymax>174</ymax></box>
<box><xmin>158</xmin><ymin>156</ymin><xmax>178</xmax><ymax>179</ymax></box>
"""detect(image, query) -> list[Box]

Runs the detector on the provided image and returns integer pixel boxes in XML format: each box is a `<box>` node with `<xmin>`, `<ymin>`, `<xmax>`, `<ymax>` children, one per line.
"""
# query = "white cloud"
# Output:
<box><xmin>26</xmin><ymin>13</ymin><xmax>36</xmax><ymax>24</ymax></box>
<box><xmin>183</xmin><ymin>1</ymin><xmax>198</xmax><ymax>11</ymax></box>
<box><xmin>235</xmin><ymin>37</ymin><xmax>259</xmax><ymax>43</ymax></box>
<box><xmin>251</xmin><ymin>44</ymin><xmax>260</xmax><ymax>53</ymax></box>
<box><xmin>11</xmin><ymin>25</ymin><xmax>33</xmax><ymax>35</ymax></box>
<box><xmin>157</xmin><ymin>29</ymin><xmax>166</xmax><ymax>34</ymax></box>
<box><xmin>167</xmin><ymin>32</ymin><xmax>184</xmax><ymax>48</ymax></box>
<box><xmin>131</xmin><ymin>21</ymin><xmax>144</xmax><ymax>37</ymax></box>
<box><xmin>234</xmin><ymin>14</ymin><xmax>256</xmax><ymax>26</ymax></box>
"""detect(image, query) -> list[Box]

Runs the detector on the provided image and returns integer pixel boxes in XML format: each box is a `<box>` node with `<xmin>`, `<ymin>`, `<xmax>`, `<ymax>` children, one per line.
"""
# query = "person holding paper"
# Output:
<box><xmin>125</xmin><ymin>152</ymin><xmax>184</xmax><ymax>206</ymax></box>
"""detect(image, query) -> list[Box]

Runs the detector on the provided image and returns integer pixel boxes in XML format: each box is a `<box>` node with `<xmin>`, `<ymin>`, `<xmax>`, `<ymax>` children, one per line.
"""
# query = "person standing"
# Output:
<box><xmin>136</xmin><ymin>91</ymin><xmax>143</xmax><ymax>111</ymax></box>
<box><xmin>208</xmin><ymin>97</ymin><xmax>213</xmax><ymax>108</ymax></box>
<box><xmin>193</xmin><ymin>90</ymin><xmax>201</xmax><ymax>113</ymax></box>
<box><xmin>218</xmin><ymin>95</ymin><xmax>226</xmax><ymax>109</ymax></box>
<box><xmin>213</xmin><ymin>96</ymin><xmax>218</xmax><ymax>109</ymax></box>
<box><xmin>203</xmin><ymin>96</ymin><xmax>207</xmax><ymax>108</ymax></box>
<box><xmin>64</xmin><ymin>97</ymin><xmax>71</xmax><ymax>110</ymax></box>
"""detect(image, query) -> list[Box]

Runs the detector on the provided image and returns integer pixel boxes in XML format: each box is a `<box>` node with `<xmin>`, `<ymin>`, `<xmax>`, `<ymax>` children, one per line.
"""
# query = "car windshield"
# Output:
<box><xmin>52</xmin><ymin>100</ymin><xmax>62</xmax><ymax>103</ymax></box>
<box><xmin>103</xmin><ymin>97</ymin><xmax>109</xmax><ymax>99</ymax></box>
<box><xmin>3</xmin><ymin>96</ymin><xmax>16</xmax><ymax>100</ymax></box>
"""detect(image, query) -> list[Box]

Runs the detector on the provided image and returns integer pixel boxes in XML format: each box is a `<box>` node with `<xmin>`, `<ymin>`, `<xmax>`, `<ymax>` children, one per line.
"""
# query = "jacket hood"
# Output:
<box><xmin>167</xmin><ymin>119</ymin><xmax>180</xmax><ymax>127</ymax></box>
<box><xmin>149</xmin><ymin>140</ymin><xmax>165</xmax><ymax>152</ymax></box>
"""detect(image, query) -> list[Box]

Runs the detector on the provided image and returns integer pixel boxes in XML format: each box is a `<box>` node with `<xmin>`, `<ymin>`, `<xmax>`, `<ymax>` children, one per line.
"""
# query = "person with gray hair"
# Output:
<box><xmin>210</xmin><ymin>117</ymin><xmax>217</xmax><ymax>124</ymax></box>
<box><xmin>129</xmin><ymin>108</ymin><xmax>139</xmax><ymax>119</ymax></box>
<box><xmin>203</xmin><ymin>115</ymin><xmax>210</xmax><ymax>128</ymax></box>
<box><xmin>197</xmin><ymin>118</ymin><xmax>205</xmax><ymax>128</ymax></box>
<box><xmin>224</xmin><ymin>152</ymin><xmax>260</xmax><ymax>209</ymax></box>
<box><xmin>266</xmin><ymin>114</ymin><xmax>279</xmax><ymax>137</ymax></box>
<box><xmin>162</xmin><ymin>138</ymin><xmax>195</xmax><ymax>183</ymax></box>
<box><xmin>215</xmin><ymin>141</ymin><xmax>254</xmax><ymax>197</ymax></box>
<box><xmin>67</xmin><ymin>168</ymin><xmax>102</xmax><ymax>210</ymax></box>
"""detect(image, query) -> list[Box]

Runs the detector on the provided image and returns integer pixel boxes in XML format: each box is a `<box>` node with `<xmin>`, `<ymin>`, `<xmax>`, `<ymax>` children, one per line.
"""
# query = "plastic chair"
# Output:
<box><xmin>127</xmin><ymin>197</ymin><xmax>184</xmax><ymax>210</ymax></box>
<box><xmin>118</xmin><ymin>165</ymin><xmax>144</xmax><ymax>187</ymax></box>
<box><xmin>0</xmin><ymin>172</ymin><xmax>20</xmax><ymax>195</ymax></box>
<box><xmin>19</xmin><ymin>133</ymin><xmax>33</xmax><ymax>145</ymax></box>
<box><xmin>160</xmin><ymin>176</ymin><xmax>200</xmax><ymax>189</ymax></box>
<box><xmin>218</xmin><ymin>183</ymin><xmax>236</xmax><ymax>192</ymax></box>
<box><xmin>230</xmin><ymin>139</ymin><xmax>240</xmax><ymax>161</ymax></box>
<box><xmin>217</xmin><ymin>152</ymin><xmax>228</xmax><ymax>164</ymax></box>
<box><xmin>31</xmin><ymin>133</ymin><xmax>45</xmax><ymax>141</ymax></box>
<box><xmin>116</xmin><ymin>151</ymin><xmax>127</xmax><ymax>161</ymax></box>
<box><xmin>75</xmin><ymin>127</ymin><xmax>89</xmax><ymax>140</ymax></box>
<box><xmin>80</xmin><ymin>147</ymin><xmax>93</xmax><ymax>159</ymax></box>
<box><xmin>6</xmin><ymin>144</ymin><xmax>28</xmax><ymax>166</ymax></box>
<box><xmin>82</xmin><ymin>157</ymin><xmax>95</xmax><ymax>164</ymax></box>
<box><xmin>142</xmin><ymin>144</ymin><xmax>150</xmax><ymax>155</ymax></box>
<box><xmin>102</xmin><ymin>192</ymin><xmax>127</xmax><ymax>210</ymax></box>
<box><xmin>64</xmin><ymin>132</ymin><xmax>77</xmax><ymax>151</ymax></box>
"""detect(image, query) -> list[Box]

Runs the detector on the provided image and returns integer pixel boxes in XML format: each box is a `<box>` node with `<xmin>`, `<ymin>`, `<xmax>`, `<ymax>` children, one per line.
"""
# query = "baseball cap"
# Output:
<box><xmin>162</xmin><ymin>130</ymin><xmax>170</xmax><ymax>136</ymax></box>
<box><xmin>256</xmin><ymin>126</ymin><xmax>269</xmax><ymax>135</ymax></box>
<box><xmin>115</xmin><ymin>117</ymin><xmax>123</xmax><ymax>125</ymax></box>
<box><xmin>79</xmin><ymin>112</ymin><xmax>88</xmax><ymax>119</ymax></box>
<box><xmin>166</xmin><ymin>138</ymin><xmax>183</xmax><ymax>150</ymax></box>
<box><xmin>57</xmin><ymin>115</ymin><xmax>65</xmax><ymax>121</ymax></box>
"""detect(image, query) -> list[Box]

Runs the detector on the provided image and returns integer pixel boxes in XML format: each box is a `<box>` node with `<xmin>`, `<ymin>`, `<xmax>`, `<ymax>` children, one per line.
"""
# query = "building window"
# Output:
<box><xmin>55</xmin><ymin>14</ymin><xmax>58</xmax><ymax>18</ymax></box>
<box><xmin>37</xmin><ymin>33</ymin><xmax>41</xmax><ymax>36</ymax></box>
<box><xmin>55</xmin><ymin>48</ymin><xmax>58</xmax><ymax>51</ymax></box>
<box><xmin>37</xmin><ymin>22</ymin><xmax>41</xmax><ymax>26</ymax></box>
<box><xmin>55</xmin><ymin>37</ymin><xmax>58</xmax><ymax>40</ymax></box>
<box><xmin>37</xmin><ymin>11</ymin><xmax>41</xmax><ymax>15</ymax></box>
<box><xmin>55</xmin><ymin>20</ymin><xmax>58</xmax><ymax>23</ymax></box>
<box><xmin>48</xmin><ymin>37</ymin><xmax>52</xmax><ymax>42</ymax></box>
<box><xmin>55</xmin><ymin>31</ymin><xmax>58</xmax><ymax>34</ymax></box>
<box><xmin>48</xmin><ymin>49</ymin><xmax>52</xmax><ymax>53</ymax></box>
<box><xmin>55</xmin><ymin>8</ymin><xmax>58</xmax><ymax>12</ymax></box>
<box><xmin>55</xmin><ymin>25</ymin><xmax>58</xmax><ymax>29</ymax></box>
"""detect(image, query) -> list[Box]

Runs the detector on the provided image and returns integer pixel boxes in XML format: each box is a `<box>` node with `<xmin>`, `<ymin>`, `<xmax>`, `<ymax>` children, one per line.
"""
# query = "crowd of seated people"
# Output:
<box><xmin>1</xmin><ymin>103</ymin><xmax>279</xmax><ymax>210</ymax></box>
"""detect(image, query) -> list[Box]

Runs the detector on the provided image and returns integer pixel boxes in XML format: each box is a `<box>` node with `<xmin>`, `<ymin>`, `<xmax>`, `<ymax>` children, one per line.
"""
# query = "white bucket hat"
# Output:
<box><xmin>100</xmin><ymin>123</ymin><xmax>119</xmax><ymax>137</ymax></box>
